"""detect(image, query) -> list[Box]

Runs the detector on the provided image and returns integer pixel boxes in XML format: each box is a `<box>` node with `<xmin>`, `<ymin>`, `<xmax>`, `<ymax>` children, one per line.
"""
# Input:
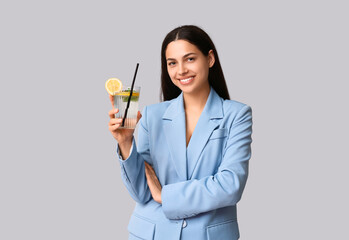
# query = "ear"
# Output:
<box><xmin>208</xmin><ymin>50</ymin><xmax>215</xmax><ymax>68</ymax></box>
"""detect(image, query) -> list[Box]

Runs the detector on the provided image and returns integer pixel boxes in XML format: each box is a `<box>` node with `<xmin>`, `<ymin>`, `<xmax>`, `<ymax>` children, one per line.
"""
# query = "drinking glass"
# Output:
<box><xmin>114</xmin><ymin>86</ymin><xmax>140</xmax><ymax>129</ymax></box>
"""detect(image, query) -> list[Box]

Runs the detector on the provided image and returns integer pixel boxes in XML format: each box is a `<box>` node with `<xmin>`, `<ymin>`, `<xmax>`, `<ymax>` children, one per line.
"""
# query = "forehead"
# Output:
<box><xmin>165</xmin><ymin>40</ymin><xmax>201</xmax><ymax>58</ymax></box>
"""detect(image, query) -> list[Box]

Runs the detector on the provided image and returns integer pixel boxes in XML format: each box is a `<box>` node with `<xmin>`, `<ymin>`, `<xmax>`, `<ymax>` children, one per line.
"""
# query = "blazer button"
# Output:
<box><xmin>182</xmin><ymin>220</ymin><xmax>187</xmax><ymax>228</ymax></box>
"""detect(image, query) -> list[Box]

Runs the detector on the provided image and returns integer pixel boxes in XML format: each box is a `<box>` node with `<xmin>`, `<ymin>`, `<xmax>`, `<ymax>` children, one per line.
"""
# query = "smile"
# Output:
<box><xmin>179</xmin><ymin>77</ymin><xmax>194</xmax><ymax>85</ymax></box>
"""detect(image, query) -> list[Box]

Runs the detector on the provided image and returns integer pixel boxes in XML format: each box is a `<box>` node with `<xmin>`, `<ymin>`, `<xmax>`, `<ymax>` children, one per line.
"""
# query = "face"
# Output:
<box><xmin>165</xmin><ymin>40</ymin><xmax>215</xmax><ymax>96</ymax></box>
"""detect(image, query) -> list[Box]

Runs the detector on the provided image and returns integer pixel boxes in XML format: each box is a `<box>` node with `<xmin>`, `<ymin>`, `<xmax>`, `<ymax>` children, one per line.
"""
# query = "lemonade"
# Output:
<box><xmin>114</xmin><ymin>86</ymin><xmax>141</xmax><ymax>129</ymax></box>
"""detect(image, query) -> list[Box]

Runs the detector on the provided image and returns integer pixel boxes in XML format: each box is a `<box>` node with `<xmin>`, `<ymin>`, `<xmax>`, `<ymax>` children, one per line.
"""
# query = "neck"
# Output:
<box><xmin>183</xmin><ymin>85</ymin><xmax>211</xmax><ymax>112</ymax></box>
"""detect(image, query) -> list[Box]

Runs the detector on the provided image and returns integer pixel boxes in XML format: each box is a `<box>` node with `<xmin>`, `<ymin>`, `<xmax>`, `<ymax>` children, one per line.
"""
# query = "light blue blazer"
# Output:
<box><xmin>117</xmin><ymin>87</ymin><xmax>253</xmax><ymax>240</ymax></box>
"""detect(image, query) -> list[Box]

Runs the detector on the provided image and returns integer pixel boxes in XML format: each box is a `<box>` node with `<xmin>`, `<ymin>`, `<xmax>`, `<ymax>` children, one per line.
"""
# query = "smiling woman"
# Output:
<box><xmin>165</xmin><ymin>40</ymin><xmax>214</xmax><ymax>97</ymax></box>
<box><xmin>160</xmin><ymin>25</ymin><xmax>230</xmax><ymax>102</ymax></box>
<box><xmin>108</xmin><ymin>25</ymin><xmax>253</xmax><ymax>240</ymax></box>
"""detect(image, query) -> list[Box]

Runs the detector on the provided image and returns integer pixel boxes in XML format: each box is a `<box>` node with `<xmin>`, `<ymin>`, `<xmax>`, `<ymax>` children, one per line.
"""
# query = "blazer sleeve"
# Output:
<box><xmin>161</xmin><ymin>105</ymin><xmax>253</xmax><ymax>220</ymax></box>
<box><xmin>117</xmin><ymin>106</ymin><xmax>152</xmax><ymax>204</ymax></box>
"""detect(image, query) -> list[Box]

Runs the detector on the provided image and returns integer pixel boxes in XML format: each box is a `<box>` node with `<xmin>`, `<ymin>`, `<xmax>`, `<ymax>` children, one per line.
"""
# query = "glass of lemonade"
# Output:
<box><xmin>114</xmin><ymin>86</ymin><xmax>141</xmax><ymax>129</ymax></box>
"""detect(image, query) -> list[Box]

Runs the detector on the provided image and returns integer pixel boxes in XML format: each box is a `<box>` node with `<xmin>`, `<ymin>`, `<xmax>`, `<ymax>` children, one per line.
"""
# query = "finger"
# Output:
<box><xmin>145</xmin><ymin>168</ymin><xmax>150</xmax><ymax>179</ymax></box>
<box><xmin>147</xmin><ymin>166</ymin><xmax>155</xmax><ymax>176</ymax></box>
<box><xmin>147</xmin><ymin>163</ymin><xmax>155</xmax><ymax>174</ymax></box>
<box><xmin>109</xmin><ymin>95</ymin><xmax>115</xmax><ymax>108</ymax></box>
<box><xmin>136</xmin><ymin>111</ymin><xmax>142</xmax><ymax>123</ymax></box>
<box><xmin>144</xmin><ymin>162</ymin><xmax>154</xmax><ymax>174</ymax></box>
<box><xmin>144</xmin><ymin>163</ymin><xmax>151</xmax><ymax>175</ymax></box>
<box><xmin>109</xmin><ymin>123</ymin><xmax>121</xmax><ymax>131</ymax></box>
<box><xmin>109</xmin><ymin>118</ymin><xmax>123</xmax><ymax>126</ymax></box>
<box><xmin>144</xmin><ymin>162</ymin><xmax>153</xmax><ymax>177</ymax></box>
<box><xmin>108</xmin><ymin>108</ymin><xmax>119</xmax><ymax>119</ymax></box>
<box><xmin>144</xmin><ymin>168</ymin><xmax>151</xmax><ymax>181</ymax></box>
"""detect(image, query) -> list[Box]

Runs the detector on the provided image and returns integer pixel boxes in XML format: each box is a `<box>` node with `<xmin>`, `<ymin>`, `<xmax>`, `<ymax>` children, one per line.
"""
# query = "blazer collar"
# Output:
<box><xmin>162</xmin><ymin>87</ymin><xmax>224</xmax><ymax>181</ymax></box>
<box><xmin>162</xmin><ymin>87</ymin><xmax>223</xmax><ymax>121</ymax></box>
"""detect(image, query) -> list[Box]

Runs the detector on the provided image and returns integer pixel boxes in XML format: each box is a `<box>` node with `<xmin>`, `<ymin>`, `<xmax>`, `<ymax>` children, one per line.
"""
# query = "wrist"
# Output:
<box><xmin>117</xmin><ymin>136</ymin><xmax>133</xmax><ymax>147</ymax></box>
<box><xmin>117</xmin><ymin>137</ymin><xmax>133</xmax><ymax>160</ymax></box>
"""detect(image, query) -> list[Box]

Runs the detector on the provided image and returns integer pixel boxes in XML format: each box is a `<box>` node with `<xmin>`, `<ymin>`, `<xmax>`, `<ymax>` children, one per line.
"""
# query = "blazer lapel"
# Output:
<box><xmin>162</xmin><ymin>93</ymin><xmax>188</xmax><ymax>181</ymax></box>
<box><xmin>186</xmin><ymin>88</ymin><xmax>223</xmax><ymax>179</ymax></box>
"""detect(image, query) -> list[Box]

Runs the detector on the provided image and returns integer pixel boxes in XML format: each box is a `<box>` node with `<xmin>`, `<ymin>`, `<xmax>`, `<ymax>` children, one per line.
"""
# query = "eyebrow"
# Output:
<box><xmin>166</xmin><ymin>52</ymin><xmax>197</xmax><ymax>61</ymax></box>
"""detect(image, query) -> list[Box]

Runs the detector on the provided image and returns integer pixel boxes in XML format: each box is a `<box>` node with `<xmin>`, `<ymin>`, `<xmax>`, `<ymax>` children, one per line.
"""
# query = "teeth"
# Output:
<box><xmin>180</xmin><ymin>77</ymin><xmax>193</xmax><ymax>83</ymax></box>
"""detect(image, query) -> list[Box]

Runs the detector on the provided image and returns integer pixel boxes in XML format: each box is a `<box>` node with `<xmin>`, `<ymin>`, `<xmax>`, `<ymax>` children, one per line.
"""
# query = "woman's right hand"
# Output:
<box><xmin>108</xmin><ymin>95</ymin><xmax>141</xmax><ymax>159</ymax></box>
<box><xmin>108</xmin><ymin>94</ymin><xmax>141</xmax><ymax>142</ymax></box>
<box><xmin>108</xmin><ymin>108</ymin><xmax>136</xmax><ymax>143</ymax></box>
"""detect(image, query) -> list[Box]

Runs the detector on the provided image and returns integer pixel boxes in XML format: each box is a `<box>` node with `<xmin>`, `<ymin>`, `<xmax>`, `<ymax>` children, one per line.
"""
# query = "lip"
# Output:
<box><xmin>178</xmin><ymin>76</ymin><xmax>194</xmax><ymax>85</ymax></box>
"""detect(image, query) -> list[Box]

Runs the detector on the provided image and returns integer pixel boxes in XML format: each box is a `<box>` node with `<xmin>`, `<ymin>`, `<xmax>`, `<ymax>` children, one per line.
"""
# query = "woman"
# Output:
<box><xmin>108</xmin><ymin>25</ymin><xmax>253</xmax><ymax>240</ymax></box>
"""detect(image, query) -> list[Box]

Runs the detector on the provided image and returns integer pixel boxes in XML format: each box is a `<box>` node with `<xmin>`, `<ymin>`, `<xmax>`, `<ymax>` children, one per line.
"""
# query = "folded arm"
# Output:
<box><xmin>161</xmin><ymin>106</ymin><xmax>253</xmax><ymax>220</ymax></box>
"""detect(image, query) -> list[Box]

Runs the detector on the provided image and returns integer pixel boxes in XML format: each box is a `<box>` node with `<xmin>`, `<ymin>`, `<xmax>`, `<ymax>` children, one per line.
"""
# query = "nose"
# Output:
<box><xmin>178</xmin><ymin>63</ymin><xmax>188</xmax><ymax>75</ymax></box>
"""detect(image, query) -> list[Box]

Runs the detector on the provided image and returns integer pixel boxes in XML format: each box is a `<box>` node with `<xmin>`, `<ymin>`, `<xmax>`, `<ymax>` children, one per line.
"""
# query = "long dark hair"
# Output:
<box><xmin>160</xmin><ymin>25</ymin><xmax>230</xmax><ymax>101</ymax></box>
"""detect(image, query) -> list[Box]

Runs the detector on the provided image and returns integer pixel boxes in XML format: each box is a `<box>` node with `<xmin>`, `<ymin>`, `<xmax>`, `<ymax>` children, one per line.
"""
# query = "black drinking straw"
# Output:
<box><xmin>122</xmin><ymin>63</ymin><xmax>139</xmax><ymax>127</ymax></box>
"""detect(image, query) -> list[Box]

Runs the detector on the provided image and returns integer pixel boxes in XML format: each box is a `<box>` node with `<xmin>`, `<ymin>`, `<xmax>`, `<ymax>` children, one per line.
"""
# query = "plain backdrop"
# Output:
<box><xmin>1</xmin><ymin>0</ymin><xmax>348</xmax><ymax>239</ymax></box>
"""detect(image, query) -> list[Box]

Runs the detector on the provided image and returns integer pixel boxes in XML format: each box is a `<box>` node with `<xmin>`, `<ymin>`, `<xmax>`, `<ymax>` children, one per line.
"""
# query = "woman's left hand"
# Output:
<box><xmin>144</xmin><ymin>161</ymin><xmax>162</xmax><ymax>204</ymax></box>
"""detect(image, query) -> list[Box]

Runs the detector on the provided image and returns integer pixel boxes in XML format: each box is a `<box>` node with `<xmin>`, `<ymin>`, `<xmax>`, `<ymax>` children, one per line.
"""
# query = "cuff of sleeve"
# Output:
<box><xmin>162</xmin><ymin>183</ymin><xmax>198</xmax><ymax>220</ymax></box>
<box><xmin>161</xmin><ymin>184</ymin><xmax>177</xmax><ymax>219</ymax></box>
<box><xmin>117</xmin><ymin>138</ymin><xmax>138</xmax><ymax>183</ymax></box>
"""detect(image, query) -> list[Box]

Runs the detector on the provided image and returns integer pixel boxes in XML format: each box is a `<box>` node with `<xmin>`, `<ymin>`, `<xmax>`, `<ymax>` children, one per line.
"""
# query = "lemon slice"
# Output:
<box><xmin>105</xmin><ymin>78</ymin><xmax>122</xmax><ymax>95</ymax></box>
<box><xmin>116</xmin><ymin>92</ymin><xmax>140</xmax><ymax>96</ymax></box>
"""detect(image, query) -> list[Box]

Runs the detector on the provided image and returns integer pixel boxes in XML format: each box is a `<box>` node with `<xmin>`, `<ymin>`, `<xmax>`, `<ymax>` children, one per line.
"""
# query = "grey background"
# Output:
<box><xmin>1</xmin><ymin>0</ymin><xmax>348</xmax><ymax>239</ymax></box>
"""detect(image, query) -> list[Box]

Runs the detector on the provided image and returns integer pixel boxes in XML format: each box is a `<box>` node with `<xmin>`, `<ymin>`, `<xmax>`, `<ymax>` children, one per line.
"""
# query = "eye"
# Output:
<box><xmin>187</xmin><ymin>57</ymin><xmax>195</xmax><ymax>62</ymax></box>
<box><xmin>168</xmin><ymin>61</ymin><xmax>176</xmax><ymax>66</ymax></box>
